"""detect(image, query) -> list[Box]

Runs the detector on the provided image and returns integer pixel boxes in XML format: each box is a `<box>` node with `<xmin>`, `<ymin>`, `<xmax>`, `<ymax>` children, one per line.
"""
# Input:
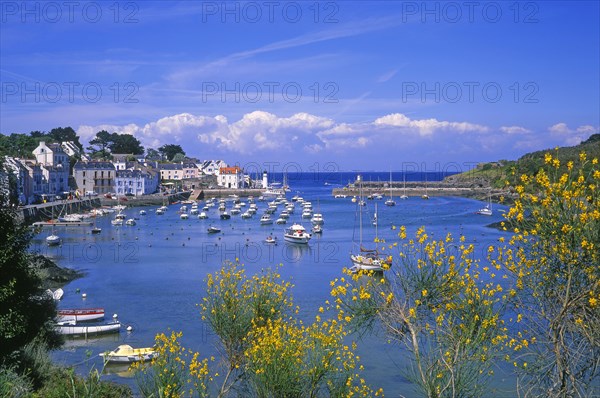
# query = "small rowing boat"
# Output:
<box><xmin>57</xmin><ymin>308</ymin><xmax>105</xmax><ymax>322</ymax></box>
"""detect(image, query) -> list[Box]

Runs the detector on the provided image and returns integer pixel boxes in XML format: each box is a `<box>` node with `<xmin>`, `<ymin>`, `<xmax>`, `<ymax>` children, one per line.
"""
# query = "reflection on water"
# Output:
<box><xmin>102</xmin><ymin>363</ymin><xmax>134</xmax><ymax>378</ymax></box>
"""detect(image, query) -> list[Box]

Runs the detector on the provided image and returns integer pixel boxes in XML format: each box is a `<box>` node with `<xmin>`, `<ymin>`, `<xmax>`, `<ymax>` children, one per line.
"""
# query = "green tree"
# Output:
<box><xmin>158</xmin><ymin>144</ymin><xmax>185</xmax><ymax>161</ymax></box>
<box><xmin>110</xmin><ymin>133</ymin><xmax>144</xmax><ymax>155</ymax></box>
<box><xmin>87</xmin><ymin>130</ymin><xmax>112</xmax><ymax>159</ymax></box>
<box><xmin>0</xmin><ymin>133</ymin><xmax>41</xmax><ymax>158</ymax></box>
<box><xmin>172</xmin><ymin>153</ymin><xmax>186</xmax><ymax>163</ymax></box>
<box><xmin>47</xmin><ymin>127</ymin><xmax>82</xmax><ymax>151</ymax></box>
<box><xmin>145</xmin><ymin>148</ymin><xmax>161</xmax><ymax>161</ymax></box>
<box><xmin>0</xmin><ymin>206</ymin><xmax>60</xmax><ymax>367</ymax></box>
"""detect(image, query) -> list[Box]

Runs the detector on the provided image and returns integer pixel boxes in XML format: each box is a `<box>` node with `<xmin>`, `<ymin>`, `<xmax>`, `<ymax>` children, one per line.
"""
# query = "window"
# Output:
<box><xmin>83</xmin><ymin>171</ymin><xmax>86</xmax><ymax>177</ymax></box>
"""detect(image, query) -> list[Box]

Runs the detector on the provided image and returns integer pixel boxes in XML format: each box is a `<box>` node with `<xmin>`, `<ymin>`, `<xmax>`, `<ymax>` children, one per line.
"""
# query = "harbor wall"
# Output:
<box><xmin>191</xmin><ymin>188</ymin><xmax>266</xmax><ymax>200</ymax></box>
<box><xmin>332</xmin><ymin>181</ymin><xmax>508</xmax><ymax>201</ymax></box>
<box><xmin>18</xmin><ymin>198</ymin><xmax>101</xmax><ymax>225</ymax></box>
<box><xmin>98</xmin><ymin>191</ymin><xmax>191</xmax><ymax>207</ymax></box>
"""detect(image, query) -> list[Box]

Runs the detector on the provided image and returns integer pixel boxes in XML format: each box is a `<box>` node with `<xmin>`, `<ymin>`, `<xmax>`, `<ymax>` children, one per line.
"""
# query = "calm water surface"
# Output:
<box><xmin>33</xmin><ymin>173</ymin><xmax>516</xmax><ymax>396</ymax></box>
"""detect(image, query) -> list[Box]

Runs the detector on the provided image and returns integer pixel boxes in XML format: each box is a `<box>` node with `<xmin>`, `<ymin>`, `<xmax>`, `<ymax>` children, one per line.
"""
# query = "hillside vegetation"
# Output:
<box><xmin>446</xmin><ymin>134</ymin><xmax>600</xmax><ymax>189</ymax></box>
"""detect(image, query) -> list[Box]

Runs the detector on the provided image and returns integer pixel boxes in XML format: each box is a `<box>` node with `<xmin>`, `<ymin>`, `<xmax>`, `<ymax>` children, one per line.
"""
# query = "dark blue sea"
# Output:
<box><xmin>32</xmin><ymin>172</ymin><xmax>516</xmax><ymax>397</ymax></box>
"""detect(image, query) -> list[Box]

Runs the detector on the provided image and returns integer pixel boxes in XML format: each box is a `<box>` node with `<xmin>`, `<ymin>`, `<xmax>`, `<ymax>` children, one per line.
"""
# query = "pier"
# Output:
<box><xmin>32</xmin><ymin>221</ymin><xmax>93</xmax><ymax>227</ymax></box>
<box><xmin>332</xmin><ymin>181</ymin><xmax>508</xmax><ymax>201</ymax></box>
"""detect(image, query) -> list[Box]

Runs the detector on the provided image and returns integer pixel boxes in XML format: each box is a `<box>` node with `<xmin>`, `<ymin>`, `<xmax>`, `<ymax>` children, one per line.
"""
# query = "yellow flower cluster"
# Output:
<box><xmin>131</xmin><ymin>331</ymin><xmax>214</xmax><ymax>398</ymax></box>
<box><xmin>496</xmin><ymin>150</ymin><xmax>600</xmax><ymax>394</ymax></box>
<box><xmin>329</xmin><ymin>227</ymin><xmax>507</xmax><ymax>396</ymax></box>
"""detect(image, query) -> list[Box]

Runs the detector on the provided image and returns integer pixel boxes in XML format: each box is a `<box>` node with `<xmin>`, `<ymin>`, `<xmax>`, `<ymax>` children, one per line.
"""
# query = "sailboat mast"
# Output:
<box><xmin>358</xmin><ymin>175</ymin><xmax>362</xmax><ymax>246</ymax></box>
<box><xmin>389</xmin><ymin>170</ymin><xmax>392</xmax><ymax>199</ymax></box>
<box><xmin>374</xmin><ymin>201</ymin><xmax>378</xmax><ymax>250</ymax></box>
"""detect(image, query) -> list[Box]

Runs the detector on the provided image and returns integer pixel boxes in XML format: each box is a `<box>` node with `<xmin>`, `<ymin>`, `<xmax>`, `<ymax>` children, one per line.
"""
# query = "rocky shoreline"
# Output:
<box><xmin>29</xmin><ymin>254</ymin><xmax>83</xmax><ymax>290</ymax></box>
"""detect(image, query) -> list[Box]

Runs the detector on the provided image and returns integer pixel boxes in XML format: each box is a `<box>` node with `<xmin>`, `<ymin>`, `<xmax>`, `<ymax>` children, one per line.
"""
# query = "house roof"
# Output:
<box><xmin>219</xmin><ymin>166</ymin><xmax>242</xmax><ymax>174</ymax></box>
<box><xmin>73</xmin><ymin>161</ymin><xmax>115</xmax><ymax>170</ymax></box>
<box><xmin>158</xmin><ymin>163</ymin><xmax>183</xmax><ymax>170</ymax></box>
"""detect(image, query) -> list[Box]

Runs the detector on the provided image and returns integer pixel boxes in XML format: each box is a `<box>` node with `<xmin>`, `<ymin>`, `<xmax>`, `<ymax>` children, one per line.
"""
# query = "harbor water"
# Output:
<box><xmin>33</xmin><ymin>172</ymin><xmax>516</xmax><ymax>397</ymax></box>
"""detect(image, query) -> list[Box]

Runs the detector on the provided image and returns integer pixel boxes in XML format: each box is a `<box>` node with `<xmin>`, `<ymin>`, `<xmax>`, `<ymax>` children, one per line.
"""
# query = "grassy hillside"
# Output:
<box><xmin>446</xmin><ymin>134</ymin><xmax>600</xmax><ymax>188</ymax></box>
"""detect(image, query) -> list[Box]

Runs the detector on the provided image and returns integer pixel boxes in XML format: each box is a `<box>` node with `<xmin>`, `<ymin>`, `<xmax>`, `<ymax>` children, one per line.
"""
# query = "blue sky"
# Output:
<box><xmin>1</xmin><ymin>1</ymin><xmax>599</xmax><ymax>171</ymax></box>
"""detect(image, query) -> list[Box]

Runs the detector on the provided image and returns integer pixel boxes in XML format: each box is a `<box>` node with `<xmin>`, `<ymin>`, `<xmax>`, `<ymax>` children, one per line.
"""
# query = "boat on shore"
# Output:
<box><xmin>100</xmin><ymin>345</ymin><xmax>158</xmax><ymax>363</ymax></box>
<box><xmin>57</xmin><ymin>308</ymin><xmax>105</xmax><ymax>322</ymax></box>
<box><xmin>55</xmin><ymin>320</ymin><xmax>121</xmax><ymax>336</ymax></box>
<box><xmin>46</xmin><ymin>288</ymin><xmax>64</xmax><ymax>301</ymax></box>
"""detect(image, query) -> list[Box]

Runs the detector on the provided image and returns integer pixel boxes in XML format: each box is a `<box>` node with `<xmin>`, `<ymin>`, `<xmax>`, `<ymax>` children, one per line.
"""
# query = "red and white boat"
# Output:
<box><xmin>57</xmin><ymin>308</ymin><xmax>105</xmax><ymax>322</ymax></box>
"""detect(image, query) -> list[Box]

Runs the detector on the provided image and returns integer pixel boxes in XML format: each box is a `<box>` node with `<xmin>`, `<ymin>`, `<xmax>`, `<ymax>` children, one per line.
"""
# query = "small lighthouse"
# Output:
<box><xmin>262</xmin><ymin>171</ymin><xmax>268</xmax><ymax>189</ymax></box>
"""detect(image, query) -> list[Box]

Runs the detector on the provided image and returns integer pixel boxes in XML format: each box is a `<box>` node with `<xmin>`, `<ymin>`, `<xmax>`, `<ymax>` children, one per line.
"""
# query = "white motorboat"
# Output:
<box><xmin>265</xmin><ymin>235</ymin><xmax>277</xmax><ymax>244</ymax></box>
<box><xmin>55</xmin><ymin>320</ymin><xmax>121</xmax><ymax>336</ymax></box>
<box><xmin>198</xmin><ymin>212</ymin><xmax>208</xmax><ymax>219</ymax></box>
<box><xmin>260</xmin><ymin>214</ymin><xmax>273</xmax><ymax>225</ymax></box>
<box><xmin>220</xmin><ymin>212</ymin><xmax>231</xmax><ymax>220</ymax></box>
<box><xmin>139</xmin><ymin>209</ymin><xmax>147</xmax><ymax>215</ymax></box>
<box><xmin>312</xmin><ymin>224</ymin><xmax>323</xmax><ymax>234</ymax></box>
<box><xmin>275</xmin><ymin>218</ymin><xmax>286</xmax><ymax>224</ymax></box>
<box><xmin>241</xmin><ymin>211</ymin><xmax>252</xmax><ymax>219</ymax></box>
<box><xmin>207</xmin><ymin>225</ymin><xmax>221</xmax><ymax>234</ymax></box>
<box><xmin>283</xmin><ymin>224</ymin><xmax>311</xmax><ymax>244</ymax></box>
<box><xmin>311</xmin><ymin>213</ymin><xmax>324</xmax><ymax>225</ymax></box>
<box><xmin>112</xmin><ymin>212</ymin><xmax>126</xmax><ymax>226</ymax></box>
<box><xmin>180</xmin><ymin>213</ymin><xmax>189</xmax><ymax>220</ymax></box>
<box><xmin>125</xmin><ymin>219</ymin><xmax>136</xmax><ymax>226</ymax></box>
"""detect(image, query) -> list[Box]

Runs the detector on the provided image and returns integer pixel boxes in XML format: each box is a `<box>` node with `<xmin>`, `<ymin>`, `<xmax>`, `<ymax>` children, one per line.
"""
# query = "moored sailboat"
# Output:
<box><xmin>350</xmin><ymin>175</ymin><xmax>389</xmax><ymax>273</ymax></box>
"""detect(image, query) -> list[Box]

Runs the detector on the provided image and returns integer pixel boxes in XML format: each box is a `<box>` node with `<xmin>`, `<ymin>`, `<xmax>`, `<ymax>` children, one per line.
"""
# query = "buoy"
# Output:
<box><xmin>113</xmin><ymin>314</ymin><xmax>118</xmax><ymax>319</ymax></box>
<box><xmin>82</xmin><ymin>293</ymin><xmax>87</xmax><ymax>298</ymax></box>
<box><xmin>127</xmin><ymin>325</ymin><xmax>133</xmax><ymax>332</ymax></box>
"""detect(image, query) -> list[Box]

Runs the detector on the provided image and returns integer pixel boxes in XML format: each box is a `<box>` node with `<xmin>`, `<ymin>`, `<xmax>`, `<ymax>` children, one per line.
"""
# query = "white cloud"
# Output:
<box><xmin>549</xmin><ymin>122</ymin><xmax>571</xmax><ymax>134</ymax></box>
<box><xmin>373</xmin><ymin>113</ymin><xmax>489</xmax><ymax>136</ymax></box>
<box><xmin>576</xmin><ymin>125</ymin><xmax>597</xmax><ymax>134</ymax></box>
<box><xmin>76</xmin><ymin>112</ymin><xmax>597</xmax><ymax>167</ymax></box>
<box><xmin>500</xmin><ymin>126</ymin><xmax>531</xmax><ymax>135</ymax></box>
<box><xmin>547</xmin><ymin>122</ymin><xmax>598</xmax><ymax>146</ymax></box>
<box><xmin>78</xmin><ymin>111</ymin><xmax>335</xmax><ymax>156</ymax></box>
